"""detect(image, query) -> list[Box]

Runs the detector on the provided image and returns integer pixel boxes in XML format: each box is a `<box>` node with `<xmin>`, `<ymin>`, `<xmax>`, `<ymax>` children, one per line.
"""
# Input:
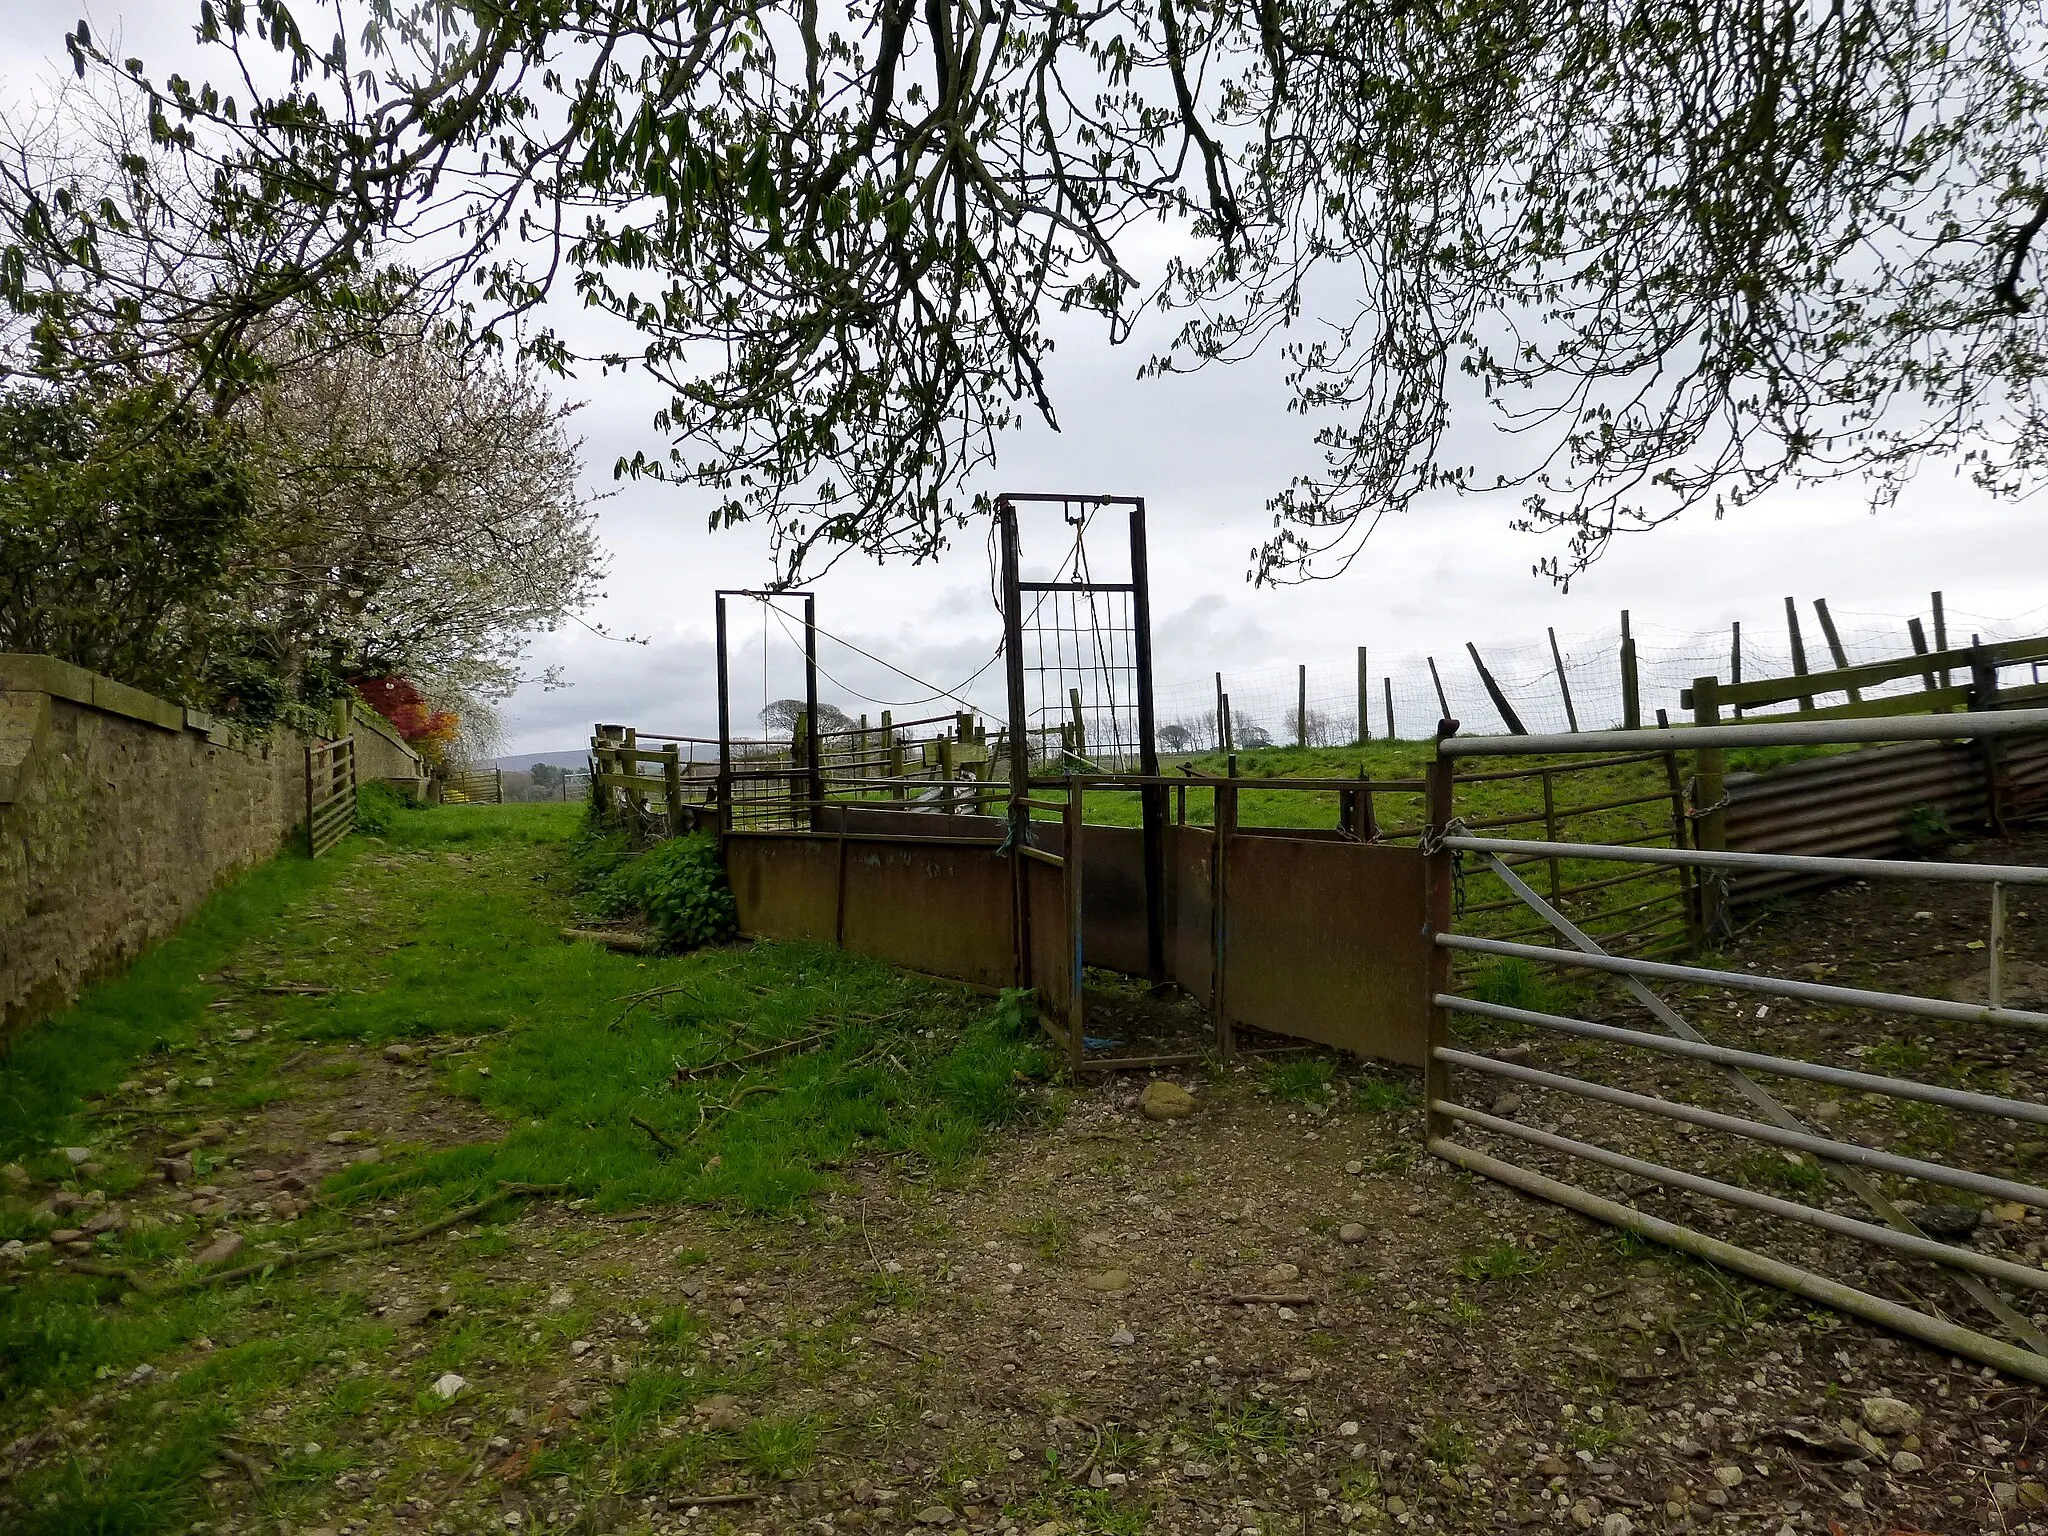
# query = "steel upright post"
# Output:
<box><xmin>1129</xmin><ymin>500</ymin><xmax>1167</xmax><ymax>983</ymax></box>
<box><xmin>715</xmin><ymin>594</ymin><xmax>732</xmax><ymax>833</ymax></box>
<box><xmin>998</xmin><ymin>498</ymin><xmax>1033</xmax><ymax>988</ymax></box>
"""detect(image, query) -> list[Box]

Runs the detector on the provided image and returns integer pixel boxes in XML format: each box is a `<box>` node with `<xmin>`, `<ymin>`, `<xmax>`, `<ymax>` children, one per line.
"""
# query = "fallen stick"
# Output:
<box><xmin>1224</xmin><ymin>1293</ymin><xmax>1318</xmax><ymax>1306</ymax></box>
<box><xmin>677</xmin><ymin>1492</ymin><xmax>759</xmax><ymax>1507</ymax></box>
<box><xmin>630</xmin><ymin>1113</ymin><xmax>681</xmax><ymax>1156</ymax></box>
<box><xmin>670</xmin><ymin>1030</ymin><xmax>832</xmax><ymax>1083</ymax></box>
<box><xmin>76</xmin><ymin>1181</ymin><xmax>568</xmax><ymax>1297</ymax></box>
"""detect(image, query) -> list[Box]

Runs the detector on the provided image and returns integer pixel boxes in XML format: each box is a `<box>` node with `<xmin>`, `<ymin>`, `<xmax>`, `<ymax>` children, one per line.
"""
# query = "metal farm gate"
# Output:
<box><xmin>1424</xmin><ymin>709</ymin><xmax>2048</xmax><ymax>1385</ymax></box>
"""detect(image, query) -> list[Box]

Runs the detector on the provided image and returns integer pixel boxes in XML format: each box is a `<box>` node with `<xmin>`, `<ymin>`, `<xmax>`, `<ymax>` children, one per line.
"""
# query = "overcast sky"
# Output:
<box><xmin>9</xmin><ymin>3</ymin><xmax>2046</xmax><ymax>756</ymax></box>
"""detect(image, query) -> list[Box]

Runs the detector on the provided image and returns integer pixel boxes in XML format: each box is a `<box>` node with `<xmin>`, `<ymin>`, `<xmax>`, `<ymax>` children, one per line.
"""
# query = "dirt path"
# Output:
<box><xmin>4</xmin><ymin>812</ymin><xmax>2046</xmax><ymax>1536</ymax></box>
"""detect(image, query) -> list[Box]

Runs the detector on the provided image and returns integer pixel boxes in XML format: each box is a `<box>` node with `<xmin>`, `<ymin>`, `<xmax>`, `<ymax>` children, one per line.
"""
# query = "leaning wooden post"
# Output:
<box><xmin>1784</xmin><ymin>597</ymin><xmax>1814</xmax><ymax>712</ymax></box>
<box><xmin>624</xmin><ymin>727</ymin><xmax>645</xmax><ymax>847</ymax></box>
<box><xmin>1690</xmin><ymin>675</ymin><xmax>1729</xmax><ymax>938</ymax></box>
<box><xmin>1384</xmin><ymin>676</ymin><xmax>1396</xmax><ymax>741</ymax></box>
<box><xmin>1619</xmin><ymin>610</ymin><xmax>1641</xmax><ymax>729</ymax></box>
<box><xmin>1423</xmin><ymin>720</ymin><xmax>1459</xmax><ymax>1152</ymax></box>
<box><xmin>662</xmin><ymin>743</ymin><xmax>683</xmax><ymax>836</ymax></box>
<box><xmin>1467</xmin><ymin>641</ymin><xmax>1527</xmax><ymax>734</ymax></box>
<box><xmin>1220</xmin><ymin>691</ymin><xmax>1235</xmax><ymax>754</ymax></box>
<box><xmin>1427</xmin><ymin>656</ymin><xmax>1452</xmax><ymax>723</ymax></box>
<box><xmin>1068</xmin><ymin>688</ymin><xmax>1086</xmax><ymax>764</ymax></box>
<box><xmin>1547</xmin><ymin>627</ymin><xmax>1578</xmax><ymax>732</ymax></box>
<box><xmin>1297</xmin><ymin>663</ymin><xmax>1308</xmax><ymax>747</ymax></box>
<box><xmin>1908</xmin><ymin>619</ymin><xmax>1939</xmax><ymax>692</ymax></box>
<box><xmin>1812</xmin><ymin>598</ymin><xmax>1861</xmax><ymax>702</ymax></box>
<box><xmin>1932</xmin><ymin>590</ymin><xmax>1951</xmax><ymax>687</ymax></box>
<box><xmin>1356</xmin><ymin>646</ymin><xmax>1370</xmax><ymax>745</ymax></box>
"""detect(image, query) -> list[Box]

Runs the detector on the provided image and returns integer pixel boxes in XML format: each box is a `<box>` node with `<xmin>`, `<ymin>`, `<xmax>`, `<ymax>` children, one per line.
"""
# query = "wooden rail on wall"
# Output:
<box><xmin>306</xmin><ymin>738</ymin><xmax>357</xmax><ymax>858</ymax></box>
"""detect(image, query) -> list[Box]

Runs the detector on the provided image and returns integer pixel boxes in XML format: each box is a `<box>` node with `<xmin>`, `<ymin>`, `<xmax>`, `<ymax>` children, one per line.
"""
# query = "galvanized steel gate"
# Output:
<box><xmin>1425</xmin><ymin>709</ymin><xmax>2048</xmax><ymax>1385</ymax></box>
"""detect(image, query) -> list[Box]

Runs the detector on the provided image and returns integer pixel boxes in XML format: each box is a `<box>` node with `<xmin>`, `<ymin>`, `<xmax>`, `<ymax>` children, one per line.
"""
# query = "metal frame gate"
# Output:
<box><xmin>1425</xmin><ymin>708</ymin><xmax>2048</xmax><ymax>1384</ymax></box>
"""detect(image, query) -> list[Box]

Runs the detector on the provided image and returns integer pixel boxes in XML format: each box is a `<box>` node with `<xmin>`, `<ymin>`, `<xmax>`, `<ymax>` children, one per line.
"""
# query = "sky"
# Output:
<box><xmin>8</xmin><ymin>3</ymin><xmax>2046</xmax><ymax>757</ymax></box>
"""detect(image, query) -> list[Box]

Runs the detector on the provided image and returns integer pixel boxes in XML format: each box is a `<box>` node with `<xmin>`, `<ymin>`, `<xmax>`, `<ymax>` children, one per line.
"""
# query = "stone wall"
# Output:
<box><xmin>0</xmin><ymin>655</ymin><xmax>418</xmax><ymax>1040</ymax></box>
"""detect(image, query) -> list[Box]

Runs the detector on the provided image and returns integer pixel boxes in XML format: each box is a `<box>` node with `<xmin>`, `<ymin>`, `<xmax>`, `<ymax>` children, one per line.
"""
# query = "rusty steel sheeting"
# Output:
<box><xmin>840</xmin><ymin>838</ymin><xmax>1018</xmax><ymax>990</ymax></box>
<box><xmin>1024</xmin><ymin>853</ymin><xmax>1080</xmax><ymax>1047</ymax></box>
<box><xmin>1028</xmin><ymin>821</ymin><xmax>1151</xmax><ymax>976</ymax></box>
<box><xmin>1165</xmin><ymin>824</ymin><xmax>1215</xmax><ymax>1009</ymax></box>
<box><xmin>1723</xmin><ymin>737</ymin><xmax>2048</xmax><ymax>903</ymax></box>
<box><xmin>726</xmin><ymin>833</ymin><xmax>840</xmax><ymax>942</ymax></box>
<box><xmin>1222</xmin><ymin>836</ymin><xmax>1431</xmax><ymax>1066</ymax></box>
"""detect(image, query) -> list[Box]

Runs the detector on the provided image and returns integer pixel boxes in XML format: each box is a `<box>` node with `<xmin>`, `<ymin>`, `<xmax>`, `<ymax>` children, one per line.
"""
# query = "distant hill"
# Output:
<box><xmin>492</xmin><ymin>750</ymin><xmax>593</xmax><ymax>772</ymax></box>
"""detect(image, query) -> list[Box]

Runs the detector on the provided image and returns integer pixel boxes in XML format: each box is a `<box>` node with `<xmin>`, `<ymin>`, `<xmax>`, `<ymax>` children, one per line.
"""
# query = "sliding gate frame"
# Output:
<box><xmin>1425</xmin><ymin>708</ymin><xmax>2048</xmax><ymax>1384</ymax></box>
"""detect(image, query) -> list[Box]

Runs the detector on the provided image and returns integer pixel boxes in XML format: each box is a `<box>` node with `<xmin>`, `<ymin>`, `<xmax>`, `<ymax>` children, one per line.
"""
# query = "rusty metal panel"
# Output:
<box><xmin>1024</xmin><ymin>855</ymin><xmax>1077</xmax><ymax>1034</ymax></box>
<box><xmin>1165</xmin><ymin>824</ymin><xmax>1214</xmax><ymax>1008</ymax></box>
<box><xmin>820</xmin><ymin>805</ymin><xmax>1008</xmax><ymax>839</ymax></box>
<box><xmin>1222</xmin><ymin>837</ymin><xmax>1430</xmax><ymax>1067</ymax></box>
<box><xmin>726</xmin><ymin>834</ymin><xmax>840</xmax><ymax>941</ymax></box>
<box><xmin>840</xmin><ymin>839</ymin><xmax>1017</xmax><ymax>990</ymax></box>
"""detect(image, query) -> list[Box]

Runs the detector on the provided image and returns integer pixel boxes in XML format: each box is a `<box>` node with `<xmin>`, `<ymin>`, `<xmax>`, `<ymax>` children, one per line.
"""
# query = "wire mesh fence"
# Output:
<box><xmin>1154</xmin><ymin>598</ymin><xmax>2048</xmax><ymax>746</ymax></box>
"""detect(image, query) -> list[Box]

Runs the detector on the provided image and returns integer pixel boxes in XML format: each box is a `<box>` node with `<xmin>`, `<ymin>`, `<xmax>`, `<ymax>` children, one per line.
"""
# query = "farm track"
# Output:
<box><xmin>2</xmin><ymin>808</ymin><xmax>2045</xmax><ymax>1536</ymax></box>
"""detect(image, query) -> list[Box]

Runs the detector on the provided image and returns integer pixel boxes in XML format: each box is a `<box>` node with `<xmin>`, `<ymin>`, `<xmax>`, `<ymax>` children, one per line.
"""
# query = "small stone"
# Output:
<box><xmin>326</xmin><ymin>1130</ymin><xmax>357</xmax><ymax>1145</ymax></box>
<box><xmin>548</xmin><ymin>1286</ymin><xmax>574</xmax><ymax>1307</ymax></box>
<box><xmin>1913</xmin><ymin>1203</ymin><xmax>1978</xmax><ymax>1241</ymax></box>
<box><xmin>61</xmin><ymin>1147</ymin><xmax>91</xmax><ymax>1166</ymax></box>
<box><xmin>1</xmin><ymin>1163</ymin><xmax>29</xmax><ymax>1189</ymax></box>
<box><xmin>1600</xmin><ymin>1516</ymin><xmax>1633</xmax><ymax>1536</ymax></box>
<box><xmin>1890</xmin><ymin>1451</ymin><xmax>1924</xmax><ymax>1474</ymax></box>
<box><xmin>1082</xmin><ymin>1269</ymin><xmax>1128</xmax><ymax>1293</ymax></box>
<box><xmin>913</xmin><ymin>1506</ymin><xmax>954</xmax><ymax>1526</ymax></box>
<box><xmin>696</xmin><ymin>1395</ymin><xmax>747</xmax><ymax>1431</ymax></box>
<box><xmin>1108</xmin><ymin>1326</ymin><xmax>1135</xmax><ymax>1347</ymax></box>
<box><xmin>1490</xmin><ymin>1092</ymin><xmax>1523</xmax><ymax>1118</ymax></box>
<box><xmin>430</xmin><ymin>1372</ymin><xmax>466</xmax><ymax>1401</ymax></box>
<box><xmin>1494</xmin><ymin>1044</ymin><xmax>1533</xmax><ymax>1066</ymax></box>
<box><xmin>382</xmin><ymin>1043</ymin><xmax>420</xmax><ymax>1064</ymax></box>
<box><xmin>2021</xmin><ymin>1481</ymin><xmax>2048</xmax><ymax>1511</ymax></box>
<box><xmin>1263</xmin><ymin>1262</ymin><xmax>1301</xmax><ymax>1286</ymax></box>
<box><xmin>194</xmin><ymin>1232</ymin><xmax>246</xmax><ymax>1266</ymax></box>
<box><xmin>565</xmin><ymin>1399</ymin><xmax>591</xmax><ymax>1419</ymax></box>
<box><xmin>1343</xmin><ymin>1160</ymin><xmax>1364</xmax><ymax>1176</ymax></box>
<box><xmin>1338</xmin><ymin>1223</ymin><xmax>1368</xmax><ymax>1244</ymax></box>
<box><xmin>1713</xmin><ymin>1465</ymin><xmax>1743</xmax><ymax>1488</ymax></box>
<box><xmin>1338</xmin><ymin>1421</ymin><xmax>1360</xmax><ymax>1437</ymax></box>
<box><xmin>569</xmin><ymin>1339</ymin><xmax>593</xmax><ymax>1357</ymax></box>
<box><xmin>159</xmin><ymin>1155</ymin><xmax>193</xmax><ymax>1185</ymax></box>
<box><xmin>1139</xmin><ymin>1081</ymin><xmax>1196</xmax><ymax>1121</ymax></box>
<box><xmin>1812</xmin><ymin>1100</ymin><xmax>1843</xmax><ymax>1124</ymax></box>
<box><xmin>0</xmin><ymin>1240</ymin><xmax>25</xmax><ymax>1264</ymax></box>
<box><xmin>194</xmin><ymin>1076</ymin><xmax>214</xmax><ymax>1089</ymax></box>
<box><xmin>1988</xmin><ymin>1201</ymin><xmax>2029</xmax><ymax>1226</ymax></box>
<box><xmin>1859</xmin><ymin>1396</ymin><xmax>1921</xmax><ymax>1435</ymax></box>
<box><xmin>127</xmin><ymin>1363</ymin><xmax>157</xmax><ymax>1385</ymax></box>
<box><xmin>1994</xmin><ymin>1483</ymin><xmax>2020</xmax><ymax>1510</ymax></box>
<box><xmin>48</xmin><ymin>1228</ymin><xmax>82</xmax><ymax>1245</ymax></box>
<box><xmin>82</xmin><ymin>1209</ymin><xmax>124</xmax><ymax>1235</ymax></box>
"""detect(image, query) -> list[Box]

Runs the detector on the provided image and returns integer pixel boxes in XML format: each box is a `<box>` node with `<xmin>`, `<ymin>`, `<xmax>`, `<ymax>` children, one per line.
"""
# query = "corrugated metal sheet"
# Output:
<box><xmin>1724</xmin><ymin>735</ymin><xmax>2048</xmax><ymax>903</ymax></box>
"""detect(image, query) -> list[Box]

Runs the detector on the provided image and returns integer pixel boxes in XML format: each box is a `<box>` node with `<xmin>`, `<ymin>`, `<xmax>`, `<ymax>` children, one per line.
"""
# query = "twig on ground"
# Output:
<box><xmin>1224</xmin><ymin>1292</ymin><xmax>1318</xmax><ymax>1306</ymax></box>
<box><xmin>868</xmin><ymin>1335</ymin><xmax>923</xmax><ymax>1360</ymax></box>
<box><xmin>677</xmin><ymin>1492</ymin><xmax>759</xmax><ymax>1507</ymax></box>
<box><xmin>77</xmin><ymin>1182</ymin><xmax>568</xmax><ymax>1297</ymax></box>
<box><xmin>670</xmin><ymin>1030</ymin><xmax>832</xmax><ymax>1084</ymax></box>
<box><xmin>630</xmin><ymin>1113</ymin><xmax>681</xmax><ymax>1156</ymax></box>
<box><xmin>216</xmin><ymin>1446</ymin><xmax>267</xmax><ymax>1485</ymax></box>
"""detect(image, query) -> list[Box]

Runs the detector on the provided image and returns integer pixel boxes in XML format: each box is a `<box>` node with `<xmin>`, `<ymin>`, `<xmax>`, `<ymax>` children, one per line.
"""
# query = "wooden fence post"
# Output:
<box><xmin>1932</xmin><ymin>590</ymin><xmax>1951</xmax><ymax>686</ymax></box>
<box><xmin>1690</xmin><ymin>675</ymin><xmax>1729</xmax><ymax>938</ymax></box>
<box><xmin>1907</xmin><ymin>618</ymin><xmax>1938</xmax><ymax>691</ymax></box>
<box><xmin>1357</xmin><ymin>647</ymin><xmax>1369</xmax><ymax>745</ymax></box>
<box><xmin>1619</xmin><ymin>610</ymin><xmax>1641</xmax><ymax>730</ymax></box>
<box><xmin>1297</xmin><ymin>663</ymin><xmax>1308</xmax><ymax>747</ymax></box>
<box><xmin>938</xmin><ymin>736</ymin><xmax>956</xmax><ymax>815</ymax></box>
<box><xmin>1467</xmin><ymin>642</ymin><xmax>1527</xmax><ymax>734</ymax></box>
<box><xmin>1970</xmin><ymin>641</ymin><xmax>2006</xmax><ymax>836</ymax></box>
<box><xmin>1812</xmin><ymin>599</ymin><xmax>1861</xmax><ymax>702</ymax></box>
<box><xmin>1427</xmin><ymin>656</ymin><xmax>1452</xmax><ymax>724</ymax></box>
<box><xmin>1384</xmin><ymin>676</ymin><xmax>1395</xmax><ymax>741</ymax></box>
<box><xmin>1784</xmin><ymin>597</ymin><xmax>1814</xmax><ymax>712</ymax></box>
<box><xmin>1730</xmin><ymin>621</ymin><xmax>1744</xmax><ymax>719</ymax></box>
<box><xmin>1547</xmin><ymin>627</ymin><xmax>1578</xmax><ymax>732</ymax></box>
<box><xmin>663</xmin><ymin>743</ymin><xmax>683</xmax><ymax>835</ymax></box>
<box><xmin>1220</xmin><ymin>692</ymin><xmax>1234</xmax><ymax>754</ymax></box>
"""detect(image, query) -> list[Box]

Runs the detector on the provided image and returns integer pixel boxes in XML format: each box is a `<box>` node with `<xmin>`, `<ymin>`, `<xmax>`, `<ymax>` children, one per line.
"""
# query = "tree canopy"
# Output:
<box><xmin>5</xmin><ymin>0</ymin><xmax>2046</xmax><ymax>583</ymax></box>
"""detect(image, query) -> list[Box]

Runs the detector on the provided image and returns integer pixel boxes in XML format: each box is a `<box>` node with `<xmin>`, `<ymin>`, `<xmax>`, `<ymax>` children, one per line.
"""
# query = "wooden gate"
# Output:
<box><xmin>306</xmin><ymin>737</ymin><xmax>357</xmax><ymax>858</ymax></box>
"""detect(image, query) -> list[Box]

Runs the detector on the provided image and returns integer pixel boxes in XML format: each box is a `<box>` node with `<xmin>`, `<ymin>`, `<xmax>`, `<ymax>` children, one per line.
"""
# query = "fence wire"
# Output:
<box><xmin>1152</xmin><ymin>600</ymin><xmax>2048</xmax><ymax>746</ymax></box>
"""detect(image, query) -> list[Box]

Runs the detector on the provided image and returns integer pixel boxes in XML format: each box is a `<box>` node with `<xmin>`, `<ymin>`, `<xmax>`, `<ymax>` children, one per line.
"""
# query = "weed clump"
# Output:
<box><xmin>352</xmin><ymin>780</ymin><xmax>422</xmax><ymax>836</ymax></box>
<box><xmin>570</xmin><ymin>816</ymin><xmax>738</xmax><ymax>951</ymax></box>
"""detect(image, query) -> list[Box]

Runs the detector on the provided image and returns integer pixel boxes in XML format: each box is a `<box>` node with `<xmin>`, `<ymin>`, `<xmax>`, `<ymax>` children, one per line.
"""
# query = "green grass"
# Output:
<box><xmin>0</xmin><ymin>800</ymin><xmax>1052</xmax><ymax>1535</ymax></box>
